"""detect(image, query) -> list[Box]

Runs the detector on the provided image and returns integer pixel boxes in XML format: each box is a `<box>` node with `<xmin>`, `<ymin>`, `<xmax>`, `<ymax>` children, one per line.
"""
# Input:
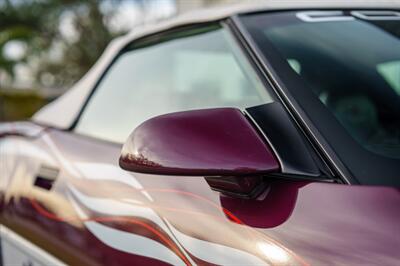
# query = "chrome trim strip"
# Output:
<box><xmin>296</xmin><ymin>11</ymin><xmax>354</xmax><ymax>22</ymax></box>
<box><xmin>351</xmin><ymin>10</ymin><xmax>400</xmax><ymax>20</ymax></box>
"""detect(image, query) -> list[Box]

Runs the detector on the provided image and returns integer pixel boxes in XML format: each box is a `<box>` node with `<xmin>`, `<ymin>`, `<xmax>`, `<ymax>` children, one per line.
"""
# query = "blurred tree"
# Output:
<box><xmin>0</xmin><ymin>0</ymin><xmax>177</xmax><ymax>121</ymax></box>
<box><xmin>1</xmin><ymin>0</ymin><xmax>245</xmax><ymax>121</ymax></box>
<box><xmin>0</xmin><ymin>0</ymin><xmax>236</xmax><ymax>90</ymax></box>
<box><xmin>0</xmin><ymin>0</ymin><xmax>63</xmax><ymax>78</ymax></box>
<box><xmin>0</xmin><ymin>0</ymin><xmax>132</xmax><ymax>89</ymax></box>
<box><xmin>35</xmin><ymin>0</ymin><xmax>118</xmax><ymax>88</ymax></box>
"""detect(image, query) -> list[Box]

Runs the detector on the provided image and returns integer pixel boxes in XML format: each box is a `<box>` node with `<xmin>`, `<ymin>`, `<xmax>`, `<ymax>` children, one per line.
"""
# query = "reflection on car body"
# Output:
<box><xmin>1</xmin><ymin>2</ymin><xmax>400</xmax><ymax>266</ymax></box>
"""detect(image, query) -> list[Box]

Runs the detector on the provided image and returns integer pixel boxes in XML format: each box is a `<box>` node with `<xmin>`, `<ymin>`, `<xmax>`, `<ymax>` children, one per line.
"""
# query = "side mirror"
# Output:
<box><xmin>119</xmin><ymin>108</ymin><xmax>280</xmax><ymax>198</ymax></box>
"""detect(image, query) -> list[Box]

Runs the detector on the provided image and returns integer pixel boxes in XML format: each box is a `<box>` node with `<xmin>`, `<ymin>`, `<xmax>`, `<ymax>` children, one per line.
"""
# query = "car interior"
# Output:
<box><xmin>264</xmin><ymin>18</ymin><xmax>400</xmax><ymax>158</ymax></box>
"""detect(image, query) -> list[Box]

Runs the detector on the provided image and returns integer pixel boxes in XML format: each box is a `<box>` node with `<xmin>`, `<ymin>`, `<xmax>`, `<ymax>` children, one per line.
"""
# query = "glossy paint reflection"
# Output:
<box><xmin>1</xmin><ymin>125</ymin><xmax>400</xmax><ymax>265</ymax></box>
<box><xmin>0</xmin><ymin>131</ymin><xmax>305</xmax><ymax>265</ymax></box>
<box><xmin>120</xmin><ymin>108</ymin><xmax>280</xmax><ymax>177</ymax></box>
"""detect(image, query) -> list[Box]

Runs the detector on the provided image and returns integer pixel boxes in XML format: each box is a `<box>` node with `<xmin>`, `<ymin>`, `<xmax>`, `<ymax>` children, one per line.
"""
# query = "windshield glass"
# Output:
<box><xmin>241</xmin><ymin>11</ymin><xmax>400</xmax><ymax>186</ymax></box>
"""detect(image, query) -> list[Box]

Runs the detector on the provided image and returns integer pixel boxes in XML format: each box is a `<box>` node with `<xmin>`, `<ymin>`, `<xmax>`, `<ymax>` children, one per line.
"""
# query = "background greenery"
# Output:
<box><xmin>0</xmin><ymin>0</ymin><xmax>239</xmax><ymax>121</ymax></box>
<box><xmin>0</xmin><ymin>0</ymin><xmax>127</xmax><ymax>121</ymax></box>
<box><xmin>0</xmin><ymin>89</ymin><xmax>46</xmax><ymax>121</ymax></box>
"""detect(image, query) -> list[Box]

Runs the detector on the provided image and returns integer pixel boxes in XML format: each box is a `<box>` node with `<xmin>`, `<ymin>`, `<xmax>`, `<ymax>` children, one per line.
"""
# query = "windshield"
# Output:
<box><xmin>241</xmin><ymin>11</ymin><xmax>400</xmax><ymax>186</ymax></box>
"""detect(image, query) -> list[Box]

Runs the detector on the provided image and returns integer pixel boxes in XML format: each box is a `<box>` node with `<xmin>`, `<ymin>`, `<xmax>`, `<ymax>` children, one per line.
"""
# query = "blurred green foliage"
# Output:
<box><xmin>0</xmin><ymin>0</ymin><xmax>126</xmax><ymax>88</ymax></box>
<box><xmin>0</xmin><ymin>89</ymin><xmax>47</xmax><ymax>121</ymax></box>
<box><xmin>0</xmin><ymin>0</ymin><xmax>228</xmax><ymax>122</ymax></box>
<box><xmin>0</xmin><ymin>0</ymin><xmax>130</xmax><ymax>121</ymax></box>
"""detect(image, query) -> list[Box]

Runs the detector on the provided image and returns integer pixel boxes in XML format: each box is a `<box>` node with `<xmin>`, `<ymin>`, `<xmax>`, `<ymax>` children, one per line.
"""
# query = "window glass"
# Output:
<box><xmin>75</xmin><ymin>26</ymin><xmax>272</xmax><ymax>143</ymax></box>
<box><xmin>241</xmin><ymin>11</ymin><xmax>400</xmax><ymax>186</ymax></box>
<box><xmin>252</xmin><ymin>15</ymin><xmax>400</xmax><ymax>159</ymax></box>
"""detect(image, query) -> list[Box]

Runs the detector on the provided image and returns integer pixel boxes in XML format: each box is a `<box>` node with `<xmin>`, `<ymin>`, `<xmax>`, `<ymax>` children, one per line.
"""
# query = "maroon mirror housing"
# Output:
<box><xmin>119</xmin><ymin>108</ymin><xmax>280</xmax><ymax>197</ymax></box>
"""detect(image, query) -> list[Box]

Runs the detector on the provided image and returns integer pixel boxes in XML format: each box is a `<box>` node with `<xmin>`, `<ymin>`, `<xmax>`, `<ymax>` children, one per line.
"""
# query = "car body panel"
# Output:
<box><xmin>2</xmin><ymin>4</ymin><xmax>400</xmax><ymax>266</ymax></box>
<box><xmin>1</xmin><ymin>123</ymin><xmax>399</xmax><ymax>265</ymax></box>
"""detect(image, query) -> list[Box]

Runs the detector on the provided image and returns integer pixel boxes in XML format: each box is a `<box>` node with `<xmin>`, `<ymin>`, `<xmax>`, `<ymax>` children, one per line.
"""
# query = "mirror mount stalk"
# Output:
<box><xmin>204</xmin><ymin>175</ymin><xmax>268</xmax><ymax>199</ymax></box>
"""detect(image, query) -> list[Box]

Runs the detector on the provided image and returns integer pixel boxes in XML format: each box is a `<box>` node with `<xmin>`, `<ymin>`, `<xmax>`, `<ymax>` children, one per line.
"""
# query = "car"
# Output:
<box><xmin>1</xmin><ymin>1</ymin><xmax>400</xmax><ymax>265</ymax></box>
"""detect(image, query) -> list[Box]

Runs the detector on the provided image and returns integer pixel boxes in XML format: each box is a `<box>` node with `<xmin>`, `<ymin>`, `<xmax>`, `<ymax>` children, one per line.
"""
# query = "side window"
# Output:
<box><xmin>75</xmin><ymin>25</ymin><xmax>272</xmax><ymax>143</ymax></box>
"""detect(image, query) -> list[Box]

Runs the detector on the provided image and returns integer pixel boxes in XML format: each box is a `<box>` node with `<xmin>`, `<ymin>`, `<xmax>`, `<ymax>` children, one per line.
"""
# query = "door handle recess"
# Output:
<box><xmin>34</xmin><ymin>166</ymin><xmax>59</xmax><ymax>190</ymax></box>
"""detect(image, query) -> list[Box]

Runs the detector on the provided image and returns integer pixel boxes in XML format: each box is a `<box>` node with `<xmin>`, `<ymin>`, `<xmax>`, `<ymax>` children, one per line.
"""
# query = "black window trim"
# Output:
<box><xmin>234</xmin><ymin>9</ymin><xmax>400</xmax><ymax>186</ymax></box>
<box><xmin>230</xmin><ymin>13</ymin><xmax>352</xmax><ymax>185</ymax></box>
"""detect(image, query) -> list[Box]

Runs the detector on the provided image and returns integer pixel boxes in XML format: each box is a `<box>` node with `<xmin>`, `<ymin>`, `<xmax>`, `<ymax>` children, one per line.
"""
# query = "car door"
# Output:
<box><xmin>65</xmin><ymin>22</ymin><xmax>283</xmax><ymax>266</ymax></box>
<box><xmin>1</xmin><ymin>22</ymin><xmax>285</xmax><ymax>266</ymax></box>
<box><xmin>2</xmin><ymin>16</ymin><xmax>400</xmax><ymax>266</ymax></box>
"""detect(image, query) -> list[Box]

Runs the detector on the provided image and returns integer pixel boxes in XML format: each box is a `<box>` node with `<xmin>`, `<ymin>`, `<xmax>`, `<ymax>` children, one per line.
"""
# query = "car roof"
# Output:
<box><xmin>32</xmin><ymin>0</ymin><xmax>400</xmax><ymax>130</ymax></box>
<box><xmin>122</xmin><ymin>0</ymin><xmax>399</xmax><ymax>42</ymax></box>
